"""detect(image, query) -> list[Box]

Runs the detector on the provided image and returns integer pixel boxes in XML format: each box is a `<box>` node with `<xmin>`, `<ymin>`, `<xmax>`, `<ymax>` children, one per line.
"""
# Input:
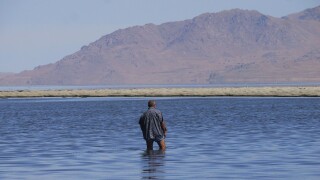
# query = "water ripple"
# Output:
<box><xmin>0</xmin><ymin>97</ymin><xmax>319</xmax><ymax>179</ymax></box>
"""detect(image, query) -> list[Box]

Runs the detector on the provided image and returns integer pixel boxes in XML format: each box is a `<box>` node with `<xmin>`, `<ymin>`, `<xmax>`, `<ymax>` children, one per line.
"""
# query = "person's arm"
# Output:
<box><xmin>139</xmin><ymin>116</ymin><xmax>144</xmax><ymax>131</ymax></box>
<box><xmin>161</xmin><ymin>121</ymin><xmax>167</xmax><ymax>137</ymax></box>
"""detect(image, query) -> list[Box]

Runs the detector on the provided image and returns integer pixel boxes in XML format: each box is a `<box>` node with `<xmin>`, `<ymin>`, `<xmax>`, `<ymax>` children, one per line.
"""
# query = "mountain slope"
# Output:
<box><xmin>285</xmin><ymin>5</ymin><xmax>320</xmax><ymax>21</ymax></box>
<box><xmin>0</xmin><ymin>72</ymin><xmax>15</xmax><ymax>79</ymax></box>
<box><xmin>1</xmin><ymin>7</ymin><xmax>320</xmax><ymax>85</ymax></box>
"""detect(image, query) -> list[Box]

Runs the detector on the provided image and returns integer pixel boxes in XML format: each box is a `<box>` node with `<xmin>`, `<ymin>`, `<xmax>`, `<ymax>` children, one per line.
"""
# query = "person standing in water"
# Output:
<box><xmin>139</xmin><ymin>100</ymin><xmax>167</xmax><ymax>150</ymax></box>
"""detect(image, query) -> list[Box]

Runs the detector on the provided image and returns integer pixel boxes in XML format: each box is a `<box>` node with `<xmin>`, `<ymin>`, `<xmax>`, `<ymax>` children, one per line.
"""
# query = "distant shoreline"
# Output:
<box><xmin>0</xmin><ymin>86</ymin><xmax>319</xmax><ymax>98</ymax></box>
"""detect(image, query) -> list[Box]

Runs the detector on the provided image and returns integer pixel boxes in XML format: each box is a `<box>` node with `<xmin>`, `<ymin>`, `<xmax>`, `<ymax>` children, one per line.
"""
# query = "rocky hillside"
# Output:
<box><xmin>1</xmin><ymin>6</ymin><xmax>320</xmax><ymax>85</ymax></box>
<box><xmin>0</xmin><ymin>73</ymin><xmax>14</xmax><ymax>79</ymax></box>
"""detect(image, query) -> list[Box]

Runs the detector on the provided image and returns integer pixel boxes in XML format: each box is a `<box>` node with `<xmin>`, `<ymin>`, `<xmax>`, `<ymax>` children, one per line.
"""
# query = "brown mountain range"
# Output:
<box><xmin>1</xmin><ymin>6</ymin><xmax>320</xmax><ymax>85</ymax></box>
<box><xmin>0</xmin><ymin>73</ymin><xmax>14</xmax><ymax>79</ymax></box>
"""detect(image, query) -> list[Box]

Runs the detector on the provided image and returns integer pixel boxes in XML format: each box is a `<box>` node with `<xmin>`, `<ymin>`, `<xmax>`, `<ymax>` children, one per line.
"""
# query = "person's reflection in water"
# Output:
<box><xmin>141</xmin><ymin>150</ymin><xmax>165</xmax><ymax>179</ymax></box>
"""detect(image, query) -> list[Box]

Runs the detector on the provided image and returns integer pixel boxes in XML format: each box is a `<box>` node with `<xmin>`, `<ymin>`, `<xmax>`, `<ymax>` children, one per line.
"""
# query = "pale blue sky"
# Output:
<box><xmin>1</xmin><ymin>0</ymin><xmax>320</xmax><ymax>73</ymax></box>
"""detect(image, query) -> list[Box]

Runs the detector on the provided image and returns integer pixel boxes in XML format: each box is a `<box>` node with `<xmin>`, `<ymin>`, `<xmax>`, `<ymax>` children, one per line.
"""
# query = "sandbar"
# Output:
<box><xmin>0</xmin><ymin>86</ymin><xmax>319</xmax><ymax>98</ymax></box>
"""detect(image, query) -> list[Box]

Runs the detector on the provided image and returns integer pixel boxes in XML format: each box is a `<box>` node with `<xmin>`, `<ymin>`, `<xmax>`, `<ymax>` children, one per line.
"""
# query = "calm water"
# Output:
<box><xmin>0</xmin><ymin>97</ymin><xmax>319</xmax><ymax>179</ymax></box>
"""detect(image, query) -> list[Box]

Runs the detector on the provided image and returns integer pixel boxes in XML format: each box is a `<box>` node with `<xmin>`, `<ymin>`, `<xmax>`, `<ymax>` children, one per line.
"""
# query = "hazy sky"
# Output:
<box><xmin>1</xmin><ymin>0</ymin><xmax>320</xmax><ymax>73</ymax></box>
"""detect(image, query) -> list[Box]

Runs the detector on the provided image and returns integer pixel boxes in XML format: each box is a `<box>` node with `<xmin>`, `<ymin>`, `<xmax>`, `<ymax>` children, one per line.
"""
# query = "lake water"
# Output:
<box><xmin>0</xmin><ymin>97</ymin><xmax>319</xmax><ymax>179</ymax></box>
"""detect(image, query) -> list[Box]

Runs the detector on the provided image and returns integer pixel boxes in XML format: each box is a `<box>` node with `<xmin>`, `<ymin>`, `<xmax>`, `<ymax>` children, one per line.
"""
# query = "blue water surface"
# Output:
<box><xmin>0</xmin><ymin>97</ymin><xmax>319</xmax><ymax>179</ymax></box>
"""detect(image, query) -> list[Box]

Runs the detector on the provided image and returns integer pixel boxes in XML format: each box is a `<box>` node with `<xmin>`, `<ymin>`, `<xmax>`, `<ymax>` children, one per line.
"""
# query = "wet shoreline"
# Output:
<box><xmin>0</xmin><ymin>86</ymin><xmax>319</xmax><ymax>98</ymax></box>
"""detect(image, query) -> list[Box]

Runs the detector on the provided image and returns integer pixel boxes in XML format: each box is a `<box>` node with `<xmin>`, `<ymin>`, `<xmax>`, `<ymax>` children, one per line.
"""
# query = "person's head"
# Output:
<box><xmin>148</xmin><ymin>100</ymin><xmax>156</xmax><ymax>108</ymax></box>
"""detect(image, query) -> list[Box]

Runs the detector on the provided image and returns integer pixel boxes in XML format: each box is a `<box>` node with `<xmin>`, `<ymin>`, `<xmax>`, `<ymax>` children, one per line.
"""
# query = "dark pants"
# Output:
<box><xmin>146</xmin><ymin>139</ymin><xmax>166</xmax><ymax>150</ymax></box>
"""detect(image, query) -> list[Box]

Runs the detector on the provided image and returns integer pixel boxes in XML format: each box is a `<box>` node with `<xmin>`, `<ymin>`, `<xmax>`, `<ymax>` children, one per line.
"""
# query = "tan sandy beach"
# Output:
<box><xmin>0</xmin><ymin>86</ymin><xmax>319</xmax><ymax>98</ymax></box>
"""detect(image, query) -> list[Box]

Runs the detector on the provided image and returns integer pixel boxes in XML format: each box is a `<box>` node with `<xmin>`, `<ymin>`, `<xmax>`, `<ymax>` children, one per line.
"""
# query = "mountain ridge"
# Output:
<box><xmin>1</xmin><ymin>6</ymin><xmax>320</xmax><ymax>85</ymax></box>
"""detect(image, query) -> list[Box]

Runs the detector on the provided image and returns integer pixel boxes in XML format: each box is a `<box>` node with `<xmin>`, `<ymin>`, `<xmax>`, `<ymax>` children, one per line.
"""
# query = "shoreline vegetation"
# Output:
<box><xmin>0</xmin><ymin>86</ymin><xmax>319</xmax><ymax>98</ymax></box>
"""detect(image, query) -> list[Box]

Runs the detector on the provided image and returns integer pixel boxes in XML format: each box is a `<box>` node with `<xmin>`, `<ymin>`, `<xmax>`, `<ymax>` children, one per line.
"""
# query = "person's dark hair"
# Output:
<box><xmin>148</xmin><ymin>100</ymin><xmax>156</xmax><ymax>107</ymax></box>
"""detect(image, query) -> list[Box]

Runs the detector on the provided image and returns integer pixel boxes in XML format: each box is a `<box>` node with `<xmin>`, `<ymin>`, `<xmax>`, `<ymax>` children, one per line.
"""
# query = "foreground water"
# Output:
<box><xmin>0</xmin><ymin>97</ymin><xmax>319</xmax><ymax>179</ymax></box>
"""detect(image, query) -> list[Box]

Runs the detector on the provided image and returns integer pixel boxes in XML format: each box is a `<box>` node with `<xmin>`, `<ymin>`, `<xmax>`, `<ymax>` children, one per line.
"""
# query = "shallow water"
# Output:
<box><xmin>0</xmin><ymin>97</ymin><xmax>319</xmax><ymax>179</ymax></box>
